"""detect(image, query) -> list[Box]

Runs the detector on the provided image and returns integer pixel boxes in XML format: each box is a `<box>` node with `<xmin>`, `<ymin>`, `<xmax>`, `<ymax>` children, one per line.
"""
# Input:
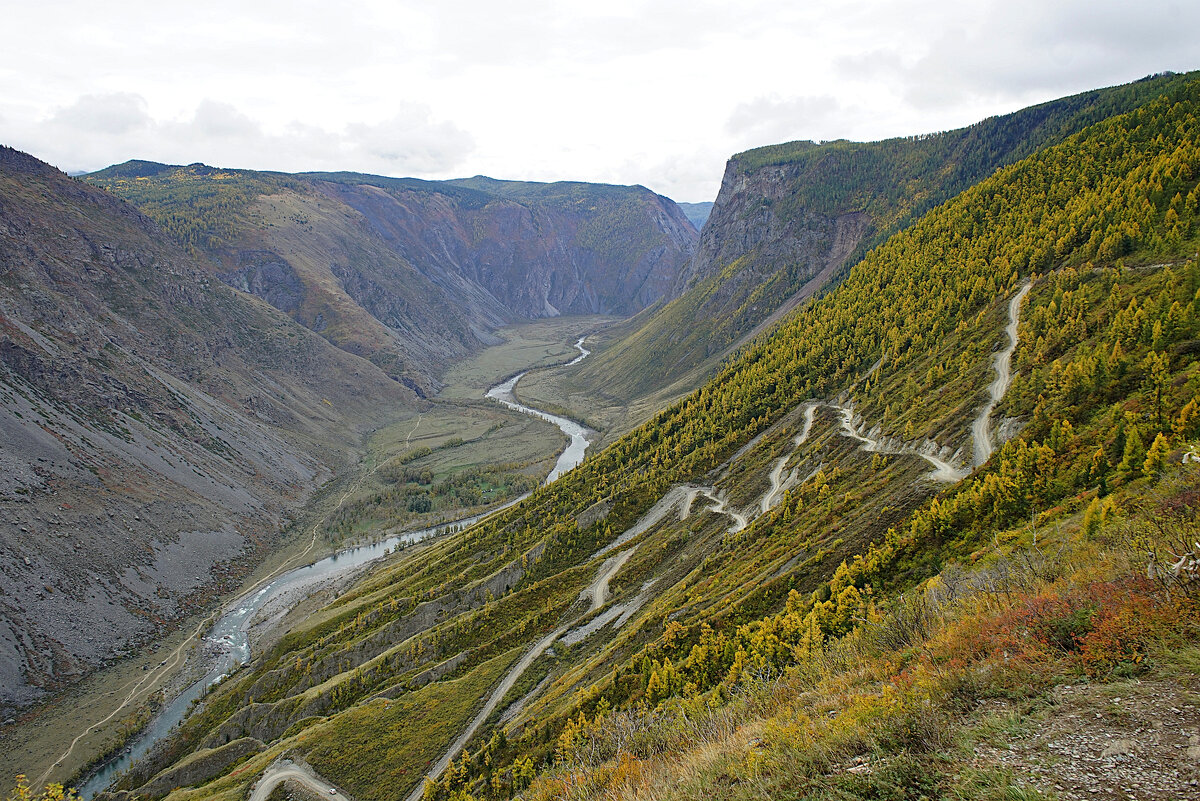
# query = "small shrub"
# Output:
<box><xmin>5</xmin><ymin>776</ymin><xmax>79</xmax><ymax>801</ymax></box>
<box><xmin>832</xmin><ymin>753</ymin><xmax>943</xmax><ymax>800</ymax></box>
<box><xmin>1075</xmin><ymin>582</ymin><xmax>1181</xmax><ymax>676</ymax></box>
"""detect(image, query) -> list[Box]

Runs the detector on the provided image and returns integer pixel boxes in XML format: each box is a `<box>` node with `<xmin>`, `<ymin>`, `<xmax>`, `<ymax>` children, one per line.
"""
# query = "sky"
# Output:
<box><xmin>2</xmin><ymin>1</ymin><xmax>1198</xmax><ymax>202</ymax></box>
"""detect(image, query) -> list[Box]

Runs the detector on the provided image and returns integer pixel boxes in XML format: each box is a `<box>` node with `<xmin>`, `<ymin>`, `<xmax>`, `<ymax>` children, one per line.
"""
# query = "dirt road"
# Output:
<box><xmin>972</xmin><ymin>282</ymin><xmax>1032</xmax><ymax>466</ymax></box>
<box><xmin>249</xmin><ymin>760</ymin><xmax>345</xmax><ymax>801</ymax></box>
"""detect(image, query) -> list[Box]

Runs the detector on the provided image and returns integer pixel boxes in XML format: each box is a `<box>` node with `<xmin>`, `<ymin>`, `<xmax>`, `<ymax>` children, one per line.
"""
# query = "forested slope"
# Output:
<box><xmin>429</xmin><ymin>75</ymin><xmax>1200</xmax><ymax>801</ymax></box>
<box><xmin>103</xmin><ymin>80</ymin><xmax>1200</xmax><ymax>801</ymax></box>
<box><xmin>574</xmin><ymin>70</ymin><xmax>1200</xmax><ymax>407</ymax></box>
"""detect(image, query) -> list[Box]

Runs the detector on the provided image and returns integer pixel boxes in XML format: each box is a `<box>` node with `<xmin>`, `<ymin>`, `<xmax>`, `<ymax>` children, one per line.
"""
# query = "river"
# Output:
<box><xmin>484</xmin><ymin>337</ymin><xmax>592</xmax><ymax>484</ymax></box>
<box><xmin>79</xmin><ymin>337</ymin><xmax>593</xmax><ymax>798</ymax></box>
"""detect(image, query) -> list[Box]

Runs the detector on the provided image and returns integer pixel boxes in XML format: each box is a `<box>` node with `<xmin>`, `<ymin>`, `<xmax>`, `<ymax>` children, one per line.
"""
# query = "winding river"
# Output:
<box><xmin>79</xmin><ymin>510</ymin><xmax>514</xmax><ymax>798</ymax></box>
<box><xmin>79</xmin><ymin>337</ymin><xmax>594</xmax><ymax>798</ymax></box>
<box><xmin>485</xmin><ymin>337</ymin><xmax>592</xmax><ymax>483</ymax></box>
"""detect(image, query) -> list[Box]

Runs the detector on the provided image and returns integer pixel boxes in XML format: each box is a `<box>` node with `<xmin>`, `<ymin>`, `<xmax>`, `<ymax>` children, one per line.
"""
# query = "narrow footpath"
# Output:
<box><xmin>760</xmin><ymin>402</ymin><xmax>818</xmax><ymax>515</ymax></box>
<box><xmin>832</xmin><ymin>403</ymin><xmax>967</xmax><ymax>483</ymax></box>
<box><xmin>402</xmin><ymin>548</ymin><xmax>632</xmax><ymax>801</ymax></box>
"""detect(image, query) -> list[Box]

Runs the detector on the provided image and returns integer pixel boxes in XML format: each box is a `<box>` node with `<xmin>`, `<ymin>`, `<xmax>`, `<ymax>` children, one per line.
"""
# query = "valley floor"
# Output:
<box><xmin>1</xmin><ymin>316</ymin><xmax>611</xmax><ymax>793</ymax></box>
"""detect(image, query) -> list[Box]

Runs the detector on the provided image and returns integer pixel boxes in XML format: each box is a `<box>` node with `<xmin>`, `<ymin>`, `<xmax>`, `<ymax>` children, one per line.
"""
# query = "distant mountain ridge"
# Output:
<box><xmin>86</xmin><ymin>165</ymin><xmax>699</xmax><ymax>394</ymax></box>
<box><xmin>675</xmin><ymin>201</ymin><xmax>713</xmax><ymax>230</ymax></box>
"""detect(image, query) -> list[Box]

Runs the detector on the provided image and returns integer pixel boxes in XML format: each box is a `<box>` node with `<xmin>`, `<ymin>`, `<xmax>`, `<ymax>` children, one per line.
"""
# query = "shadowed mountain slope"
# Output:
<box><xmin>0</xmin><ymin>147</ymin><xmax>412</xmax><ymax>713</ymax></box>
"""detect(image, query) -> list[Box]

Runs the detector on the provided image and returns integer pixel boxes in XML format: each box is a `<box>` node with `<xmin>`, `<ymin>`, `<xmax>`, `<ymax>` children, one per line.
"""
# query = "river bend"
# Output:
<box><xmin>485</xmin><ymin>337</ymin><xmax>592</xmax><ymax>483</ymax></box>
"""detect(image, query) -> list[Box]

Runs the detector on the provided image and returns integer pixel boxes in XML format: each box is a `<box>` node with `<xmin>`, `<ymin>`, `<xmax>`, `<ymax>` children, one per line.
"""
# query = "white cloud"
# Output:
<box><xmin>48</xmin><ymin>93</ymin><xmax>152</xmax><ymax>136</ymax></box>
<box><xmin>345</xmin><ymin>107</ymin><xmax>476</xmax><ymax>173</ymax></box>
<box><xmin>833</xmin><ymin>0</ymin><xmax>1200</xmax><ymax>110</ymax></box>
<box><xmin>726</xmin><ymin>95</ymin><xmax>846</xmax><ymax>146</ymax></box>
<box><xmin>0</xmin><ymin>1</ymin><xmax>1196</xmax><ymax>201</ymax></box>
<box><xmin>5</xmin><ymin>93</ymin><xmax>475</xmax><ymax>178</ymax></box>
<box><xmin>187</xmin><ymin>101</ymin><xmax>260</xmax><ymax>139</ymax></box>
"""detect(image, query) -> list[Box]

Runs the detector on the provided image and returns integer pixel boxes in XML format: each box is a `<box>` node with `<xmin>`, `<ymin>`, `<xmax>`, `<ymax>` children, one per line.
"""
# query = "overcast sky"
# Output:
<box><xmin>2</xmin><ymin>1</ymin><xmax>1197</xmax><ymax>202</ymax></box>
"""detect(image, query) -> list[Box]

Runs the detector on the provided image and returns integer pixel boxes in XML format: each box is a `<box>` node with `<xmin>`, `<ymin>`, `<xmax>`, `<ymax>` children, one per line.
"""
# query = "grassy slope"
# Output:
<box><xmin>81</xmin><ymin>161</ymin><xmax>295</xmax><ymax>254</ymax></box>
<box><xmin>519</xmin><ymin>477</ymin><xmax>1200</xmax><ymax>801</ymax></box>
<box><xmin>121</xmin><ymin>82</ymin><xmax>1200</xmax><ymax>801</ymax></box>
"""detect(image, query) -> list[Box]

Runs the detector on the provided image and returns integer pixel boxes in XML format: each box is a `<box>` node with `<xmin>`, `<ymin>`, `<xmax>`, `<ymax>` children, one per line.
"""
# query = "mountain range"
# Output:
<box><xmin>84</xmin><ymin>165</ymin><xmax>699</xmax><ymax>396</ymax></box>
<box><xmin>3</xmin><ymin>70</ymin><xmax>1199</xmax><ymax>801</ymax></box>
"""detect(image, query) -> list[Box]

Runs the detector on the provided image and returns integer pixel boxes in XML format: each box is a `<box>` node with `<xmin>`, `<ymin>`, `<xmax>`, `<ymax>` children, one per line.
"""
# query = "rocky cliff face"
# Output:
<box><xmin>673</xmin><ymin>162</ymin><xmax>867</xmax><ymax>297</ymax></box>
<box><xmin>0</xmin><ymin>148</ymin><xmax>411</xmax><ymax>713</ymax></box>
<box><xmin>319</xmin><ymin>177</ymin><xmax>698</xmax><ymax>319</ymax></box>
<box><xmin>209</xmin><ymin>183</ymin><xmax>485</xmax><ymax>398</ymax></box>
<box><xmin>667</xmin><ymin>155</ymin><xmax>874</xmax><ymax>339</ymax></box>
<box><xmin>574</xmin><ymin>155</ymin><xmax>875</xmax><ymax>402</ymax></box>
